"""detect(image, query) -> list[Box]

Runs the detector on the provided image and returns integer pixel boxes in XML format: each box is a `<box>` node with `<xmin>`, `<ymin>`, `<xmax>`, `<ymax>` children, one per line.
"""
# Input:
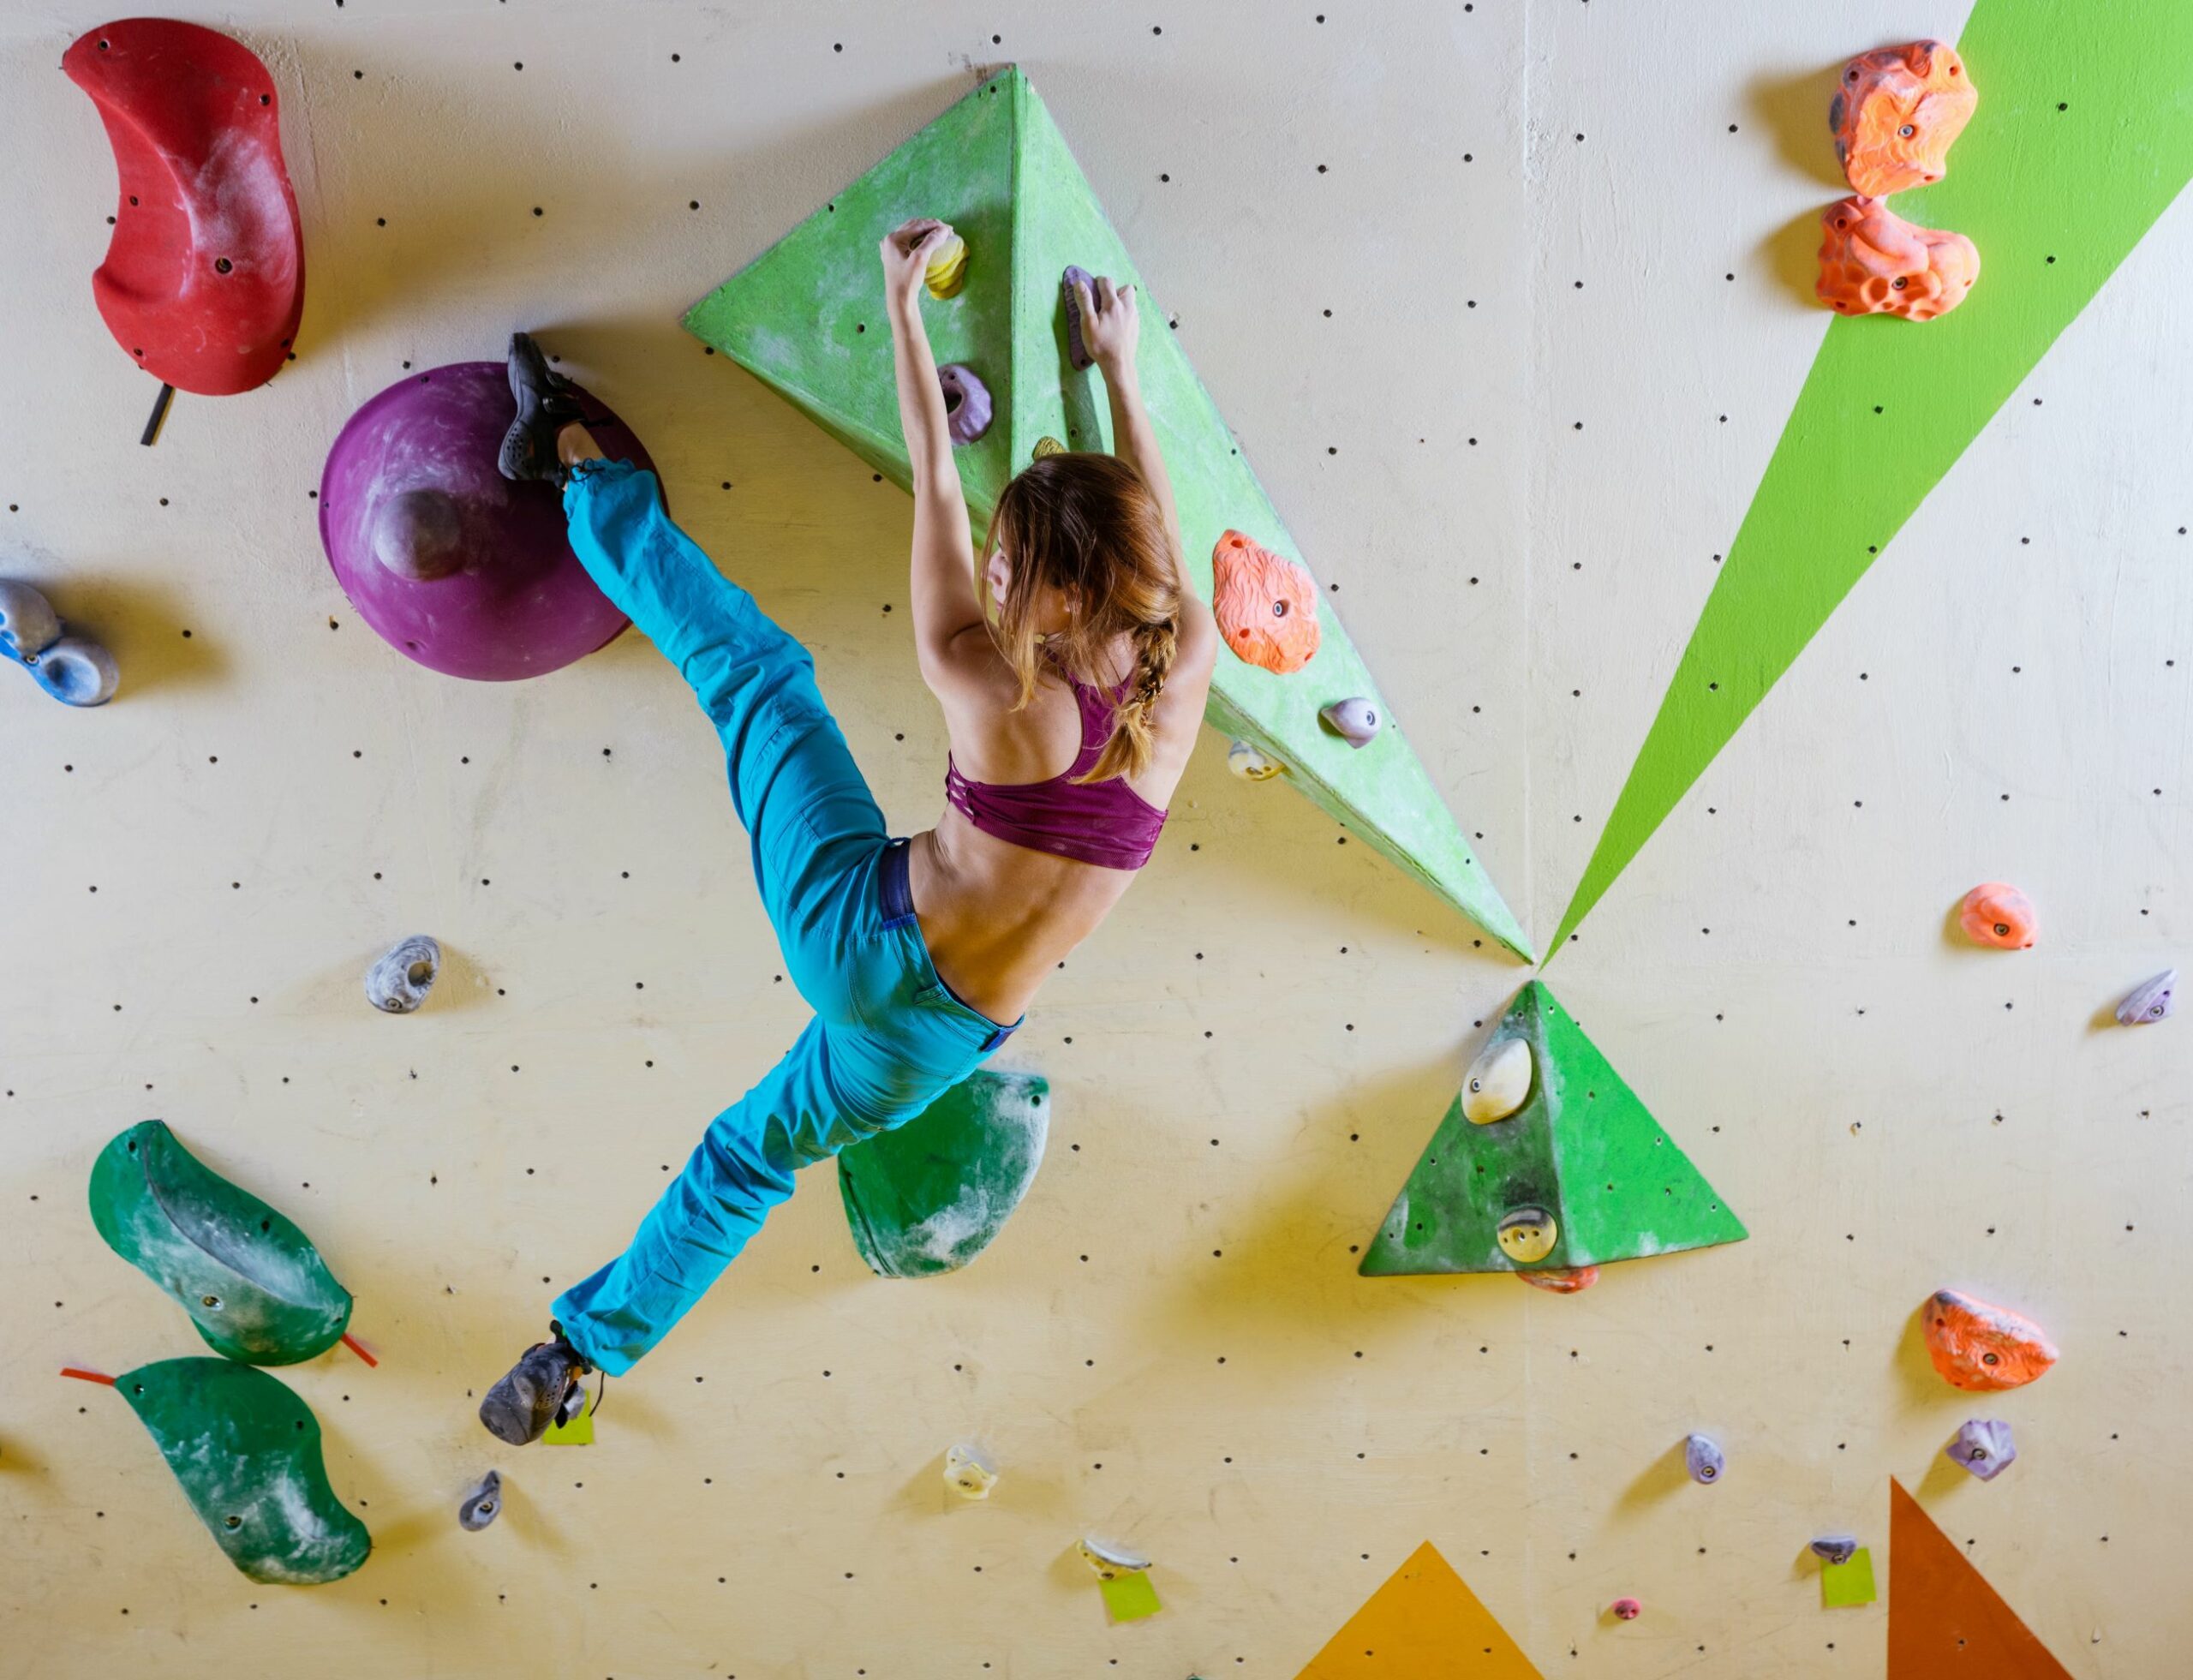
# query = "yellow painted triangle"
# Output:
<box><xmin>1297</xmin><ymin>1541</ymin><xmax>1544</xmax><ymax>1677</ymax></box>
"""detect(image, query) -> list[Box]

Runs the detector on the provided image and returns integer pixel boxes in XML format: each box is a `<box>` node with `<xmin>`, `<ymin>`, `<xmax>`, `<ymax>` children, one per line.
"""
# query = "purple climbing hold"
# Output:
<box><xmin>2115</xmin><ymin>968</ymin><xmax>2176</xmax><ymax>1026</ymax></box>
<box><xmin>1684</xmin><ymin>1433</ymin><xmax>1724</xmax><ymax>1485</ymax></box>
<box><xmin>319</xmin><ymin>362</ymin><xmax>658</xmax><ymax>681</ymax></box>
<box><xmin>936</xmin><ymin>364</ymin><xmax>994</xmax><ymax>445</ymax></box>
<box><xmin>1810</xmin><ymin>1534</ymin><xmax>1859</xmax><ymax>1566</ymax></box>
<box><xmin>1320</xmin><ymin>697</ymin><xmax>1382</xmax><ymax>748</ymax></box>
<box><xmin>1061</xmin><ymin>265</ymin><xmax>1096</xmax><ymax>370</ymax></box>
<box><xmin>1945</xmin><ymin>1418</ymin><xmax>2016</xmax><ymax>1480</ymax></box>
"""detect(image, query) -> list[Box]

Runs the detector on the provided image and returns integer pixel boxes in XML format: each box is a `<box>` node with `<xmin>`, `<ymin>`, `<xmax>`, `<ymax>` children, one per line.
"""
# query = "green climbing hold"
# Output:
<box><xmin>89</xmin><ymin>1121</ymin><xmax>353</xmax><ymax>1365</ymax></box>
<box><xmin>111</xmin><ymin>1357</ymin><xmax>370</xmax><ymax>1584</ymax></box>
<box><xmin>1359</xmin><ymin>982</ymin><xmax>1746</xmax><ymax>1276</ymax></box>
<box><xmin>684</xmin><ymin>67</ymin><xmax>1531</xmax><ymax>959</ymax></box>
<box><xmin>839</xmin><ymin>1069</ymin><xmax>1049</xmax><ymax>1277</ymax></box>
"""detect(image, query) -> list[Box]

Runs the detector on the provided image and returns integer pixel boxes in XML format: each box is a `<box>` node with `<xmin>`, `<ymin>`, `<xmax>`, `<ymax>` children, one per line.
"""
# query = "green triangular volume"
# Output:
<box><xmin>684</xmin><ymin>69</ymin><xmax>1531</xmax><ymax>959</ymax></box>
<box><xmin>89</xmin><ymin>1120</ymin><xmax>354</xmax><ymax>1365</ymax></box>
<box><xmin>839</xmin><ymin>1068</ymin><xmax>1049</xmax><ymax>1278</ymax></box>
<box><xmin>114</xmin><ymin>1358</ymin><xmax>370</xmax><ymax>1585</ymax></box>
<box><xmin>1359</xmin><ymin>982</ymin><xmax>1745</xmax><ymax>1276</ymax></box>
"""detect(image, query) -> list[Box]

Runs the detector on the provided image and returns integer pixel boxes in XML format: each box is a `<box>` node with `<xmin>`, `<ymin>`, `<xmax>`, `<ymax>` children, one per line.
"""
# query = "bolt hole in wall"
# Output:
<box><xmin>9</xmin><ymin>1</ymin><xmax>2193</xmax><ymax>1676</ymax></box>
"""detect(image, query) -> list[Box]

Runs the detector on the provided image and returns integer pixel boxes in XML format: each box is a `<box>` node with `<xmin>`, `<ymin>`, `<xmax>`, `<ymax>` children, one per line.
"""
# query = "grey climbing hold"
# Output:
<box><xmin>1319</xmin><ymin>697</ymin><xmax>1381</xmax><ymax>748</ymax></box>
<box><xmin>936</xmin><ymin>365</ymin><xmax>994</xmax><ymax>445</ymax></box>
<box><xmin>1684</xmin><ymin>1433</ymin><xmax>1724</xmax><ymax>1485</ymax></box>
<box><xmin>365</xmin><ymin>936</ymin><xmax>441</xmax><ymax>1014</ymax></box>
<box><xmin>1945</xmin><ymin>1418</ymin><xmax>2016</xmax><ymax>1481</ymax></box>
<box><xmin>1061</xmin><ymin>266</ymin><xmax>1096</xmax><ymax>369</ymax></box>
<box><xmin>2</xmin><ymin>580</ymin><xmax>118</xmax><ymax>707</ymax></box>
<box><xmin>1811</xmin><ymin>1534</ymin><xmax>1859</xmax><ymax>1565</ymax></box>
<box><xmin>458</xmin><ymin>1469</ymin><xmax>502</xmax><ymax>1530</ymax></box>
<box><xmin>1227</xmin><ymin>739</ymin><xmax>1283</xmax><ymax>781</ymax></box>
<box><xmin>2115</xmin><ymin>968</ymin><xmax>2175</xmax><ymax>1025</ymax></box>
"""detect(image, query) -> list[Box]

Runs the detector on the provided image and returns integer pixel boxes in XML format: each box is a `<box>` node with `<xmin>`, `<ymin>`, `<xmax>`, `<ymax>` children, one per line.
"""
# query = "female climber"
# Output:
<box><xmin>479</xmin><ymin>217</ymin><xmax>1218</xmax><ymax>1444</ymax></box>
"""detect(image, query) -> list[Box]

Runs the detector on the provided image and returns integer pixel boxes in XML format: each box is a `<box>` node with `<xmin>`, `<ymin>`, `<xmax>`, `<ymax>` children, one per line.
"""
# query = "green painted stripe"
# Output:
<box><xmin>1553</xmin><ymin>0</ymin><xmax>2193</xmax><ymax>953</ymax></box>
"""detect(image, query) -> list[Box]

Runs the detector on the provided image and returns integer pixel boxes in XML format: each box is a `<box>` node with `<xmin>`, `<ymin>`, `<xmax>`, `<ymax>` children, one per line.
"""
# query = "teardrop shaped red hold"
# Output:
<box><xmin>64</xmin><ymin>20</ymin><xmax>304</xmax><ymax>396</ymax></box>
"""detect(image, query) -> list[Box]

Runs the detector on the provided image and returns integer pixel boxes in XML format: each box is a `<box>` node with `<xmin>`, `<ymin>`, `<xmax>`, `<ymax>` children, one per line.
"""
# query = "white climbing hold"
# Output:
<box><xmin>945</xmin><ymin>1442</ymin><xmax>997</xmax><ymax>1500</ymax></box>
<box><xmin>1078</xmin><ymin>1536</ymin><xmax>1150</xmax><ymax>1581</ymax></box>
<box><xmin>1227</xmin><ymin>739</ymin><xmax>1284</xmax><ymax>780</ymax></box>
<box><xmin>1462</xmin><ymin>1037</ymin><xmax>1532</xmax><ymax>1124</ymax></box>
<box><xmin>1319</xmin><ymin>697</ymin><xmax>1381</xmax><ymax>748</ymax></box>
<box><xmin>458</xmin><ymin>1469</ymin><xmax>502</xmax><ymax>1531</ymax></box>
<box><xmin>366</xmin><ymin>935</ymin><xmax>442</xmax><ymax>1014</ymax></box>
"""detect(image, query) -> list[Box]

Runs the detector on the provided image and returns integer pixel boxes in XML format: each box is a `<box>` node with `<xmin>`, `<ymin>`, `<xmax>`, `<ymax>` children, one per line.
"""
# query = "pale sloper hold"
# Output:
<box><xmin>2115</xmin><ymin>968</ymin><xmax>2176</xmax><ymax>1025</ymax></box>
<box><xmin>1495</xmin><ymin>1206</ymin><xmax>1557</xmax><ymax>1264</ymax></box>
<box><xmin>1462</xmin><ymin>1035</ymin><xmax>1533</xmax><ymax>1124</ymax></box>
<box><xmin>0</xmin><ymin>578</ymin><xmax>119</xmax><ymax>707</ymax></box>
<box><xmin>680</xmin><ymin>69</ymin><xmax>1533</xmax><ymax>955</ymax></box>
<box><xmin>1226</xmin><ymin>738</ymin><xmax>1283</xmax><ymax>780</ymax></box>
<box><xmin>1078</xmin><ymin>1536</ymin><xmax>1150</xmax><ymax>1580</ymax></box>
<box><xmin>1812</xmin><ymin>1535</ymin><xmax>1860</xmax><ymax>1566</ymax></box>
<box><xmin>1319</xmin><ymin>697</ymin><xmax>1381</xmax><ymax>749</ymax></box>
<box><xmin>1946</xmin><ymin>1418</ymin><xmax>2017</xmax><ymax>1481</ymax></box>
<box><xmin>1923</xmin><ymin>1288</ymin><xmax>2058</xmax><ymax>1392</ymax></box>
<box><xmin>1957</xmin><ymin>882</ymin><xmax>2036</xmax><ymax>949</ymax></box>
<box><xmin>458</xmin><ymin>1469</ymin><xmax>503</xmax><ymax>1530</ymax></box>
<box><xmin>1684</xmin><ymin>1433</ymin><xmax>1724</xmax><ymax>1485</ymax></box>
<box><xmin>937</xmin><ymin>363</ymin><xmax>993</xmax><ymax>445</ymax></box>
<box><xmin>944</xmin><ymin>1442</ymin><xmax>997</xmax><ymax>1500</ymax></box>
<box><xmin>365</xmin><ymin>934</ymin><xmax>441</xmax><ymax>1013</ymax></box>
<box><xmin>1816</xmin><ymin>196</ymin><xmax>1980</xmax><ymax>323</ymax></box>
<box><xmin>924</xmin><ymin>232</ymin><xmax>969</xmax><ymax>299</ymax></box>
<box><xmin>1830</xmin><ymin>39</ymin><xmax>1977</xmax><ymax>198</ymax></box>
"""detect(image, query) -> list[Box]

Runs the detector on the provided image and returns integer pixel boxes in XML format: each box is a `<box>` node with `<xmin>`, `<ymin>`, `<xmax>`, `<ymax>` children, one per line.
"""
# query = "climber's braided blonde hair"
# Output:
<box><xmin>980</xmin><ymin>452</ymin><xmax>1181</xmax><ymax>786</ymax></box>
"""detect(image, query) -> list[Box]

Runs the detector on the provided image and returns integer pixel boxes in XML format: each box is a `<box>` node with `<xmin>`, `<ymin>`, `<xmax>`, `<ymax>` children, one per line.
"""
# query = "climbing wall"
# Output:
<box><xmin>2</xmin><ymin>2</ymin><xmax>2187</xmax><ymax>1676</ymax></box>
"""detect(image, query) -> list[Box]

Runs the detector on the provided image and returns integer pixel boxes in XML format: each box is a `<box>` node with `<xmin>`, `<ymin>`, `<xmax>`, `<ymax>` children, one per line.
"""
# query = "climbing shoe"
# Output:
<box><xmin>497</xmin><ymin>331</ymin><xmax>589</xmax><ymax>485</ymax></box>
<box><xmin>478</xmin><ymin>1324</ymin><xmax>592</xmax><ymax>1445</ymax></box>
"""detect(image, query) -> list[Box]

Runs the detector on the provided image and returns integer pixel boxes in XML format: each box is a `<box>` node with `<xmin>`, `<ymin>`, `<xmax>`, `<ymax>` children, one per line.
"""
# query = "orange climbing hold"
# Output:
<box><xmin>1817</xmin><ymin>197</ymin><xmax>1979</xmax><ymax>322</ymax></box>
<box><xmin>1923</xmin><ymin>1289</ymin><xmax>2057</xmax><ymax>1392</ymax></box>
<box><xmin>1212</xmin><ymin>529</ymin><xmax>1321</xmax><ymax>675</ymax></box>
<box><xmin>1517</xmin><ymin>1265</ymin><xmax>1598</xmax><ymax>1294</ymax></box>
<box><xmin>1296</xmin><ymin>1540</ymin><xmax>1544</xmax><ymax>1678</ymax></box>
<box><xmin>1888</xmin><ymin>1480</ymin><xmax>2073</xmax><ymax>1677</ymax></box>
<box><xmin>1957</xmin><ymin>882</ymin><xmax>2036</xmax><ymax>949</ymax></box>
<box><xmin>1831</xmin><ymin>40</ymin><xmax>1978</xmax><ymax>199</ymax></box>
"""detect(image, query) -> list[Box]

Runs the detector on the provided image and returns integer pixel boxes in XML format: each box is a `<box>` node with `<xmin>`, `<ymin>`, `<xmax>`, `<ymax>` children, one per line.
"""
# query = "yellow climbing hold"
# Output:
<box><xmin>924</xmin><ymin>231</ymin><xmax>968</xmax><ymax>299</ymax></box>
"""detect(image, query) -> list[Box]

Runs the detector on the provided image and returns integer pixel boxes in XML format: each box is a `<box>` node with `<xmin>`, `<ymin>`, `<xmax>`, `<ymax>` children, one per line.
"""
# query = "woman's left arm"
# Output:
<box><xmin>881</xmin><ymin>219</ymin><xmax>990</xmax><ymax>686</ymax></box>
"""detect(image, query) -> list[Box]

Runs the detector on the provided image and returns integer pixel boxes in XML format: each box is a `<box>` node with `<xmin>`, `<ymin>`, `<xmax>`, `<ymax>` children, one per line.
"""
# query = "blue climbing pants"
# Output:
<box><xmin>549</xmin><ymin>459</ymin><xmax>1019</xmax><ymax>1375</ymax></box>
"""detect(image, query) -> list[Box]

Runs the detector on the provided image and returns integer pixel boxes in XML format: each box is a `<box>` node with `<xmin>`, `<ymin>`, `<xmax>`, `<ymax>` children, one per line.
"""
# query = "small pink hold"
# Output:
<box><xmin>1610</xmin><ymin>1598</ymin><xmax>1642</xmax><ymax>1622</ymax></box>
<box><xmin>1958</xmin><ymin>882</ymin><xmax>2036</xmax><ymax>950</ymax></box>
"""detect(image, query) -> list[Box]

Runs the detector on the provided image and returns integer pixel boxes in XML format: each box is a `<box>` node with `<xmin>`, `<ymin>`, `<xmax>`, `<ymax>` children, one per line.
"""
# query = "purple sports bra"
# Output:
<box><xmin>944</xmin><ymin>654</ymin><xmax>1169</xmax><ymax>870</ymax></box>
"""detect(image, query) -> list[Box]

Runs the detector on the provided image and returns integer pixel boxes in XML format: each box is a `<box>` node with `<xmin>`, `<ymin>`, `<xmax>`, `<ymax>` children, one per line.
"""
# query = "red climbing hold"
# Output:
<box><xmin>63</xmin><ymin>20</ymin><xmax>304</xmax><ymax>397</ymax></box>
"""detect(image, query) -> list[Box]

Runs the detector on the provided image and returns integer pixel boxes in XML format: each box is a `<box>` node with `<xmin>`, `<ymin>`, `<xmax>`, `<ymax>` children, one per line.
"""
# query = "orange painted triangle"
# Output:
<box><xmin>1889</xmin><ymin>1479</ymin><xmax>2072</xmax><ymax>1678</ymax></box>
<box><xmin>1297</xmin><ymin>1541</ymin><xmax>1545</xmax><ymax>1677</ymax></box>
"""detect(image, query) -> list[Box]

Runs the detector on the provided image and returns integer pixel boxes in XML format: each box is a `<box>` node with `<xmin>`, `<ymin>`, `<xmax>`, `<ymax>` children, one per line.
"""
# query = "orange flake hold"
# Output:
<box><xmin>1211</xmin><ymin>529</ymin><xmax>1321</xmax><ymax>675</ymax></box>
<box><xmin>1831</xmin><ymin>39</ymin><xmax>1978</xmax><ymax>198</ymax></box>
<box><xmin>1923</xmin><ymin>1289</ymin><xmax>2058</xmax><ymax>1393</ymax></box>
<box><xmin>1957</xmin><ymin>882</ymin><xmax>2036</xmax><ymax>949</ymax></box>
<box><xmin>1517</xmin><ymin>1265</ymin><xmax>1598</xmax><ymax>1294</ymax></box>
<box><xmin>1817</xmin><ymin>197</ymin><xmax>1979</xmax><ymax>322</ymax></box>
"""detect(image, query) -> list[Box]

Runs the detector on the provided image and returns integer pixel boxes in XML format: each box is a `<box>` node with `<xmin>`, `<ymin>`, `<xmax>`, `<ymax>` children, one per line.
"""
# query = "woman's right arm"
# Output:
<box><xmin>1073</xmin><ymin>275</ymin><xmax>1185</xmax><ymax>566</ymax></box>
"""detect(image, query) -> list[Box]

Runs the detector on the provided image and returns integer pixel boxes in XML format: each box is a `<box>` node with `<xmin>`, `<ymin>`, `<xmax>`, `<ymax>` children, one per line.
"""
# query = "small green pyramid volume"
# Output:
<box><xmin>89</xmin><ymin>1120</ymin><xmax>353</xmax><ymax>1365</ymax></box>
<box><xmin>839</xmin><ymin>1068</ymin><xmax>1049</xmax><ymax>1277</ymax></box>
<box><xmin>684</xmin><ymin>68</ymin><xmax>1531</xmax><ymax>959</ymax></box>
<box><xmin>111</xmin><ymin>1358</ymin><xmax>370</xmax><ymax>1584</ymax></box>
<box><xmin>1360</xmin><ymin>982</ymin><xmax>1746</xmax><ymax>1276</ymax></box>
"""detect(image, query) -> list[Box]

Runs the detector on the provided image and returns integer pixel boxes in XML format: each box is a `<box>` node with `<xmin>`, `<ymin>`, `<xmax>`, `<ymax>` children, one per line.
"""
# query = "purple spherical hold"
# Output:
<box><xmin>1946</xmin><ymin>1418</ymin><xmax>2017</xmax><ymax>1480</ymax></box>
<box><xmin>1684</xmin><ymin>1433</ymin><xmax>1724</xmax><ymax>1485</ymax></box>
<box><xmin>320</xmin><ymin>362</ymin><xmax>658</xmax><ymax>681</ymax></box>
<box><xmin>937</xmin><ymin>364</ymin><xmax>993</xmax><ymax>445</ymax></box>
